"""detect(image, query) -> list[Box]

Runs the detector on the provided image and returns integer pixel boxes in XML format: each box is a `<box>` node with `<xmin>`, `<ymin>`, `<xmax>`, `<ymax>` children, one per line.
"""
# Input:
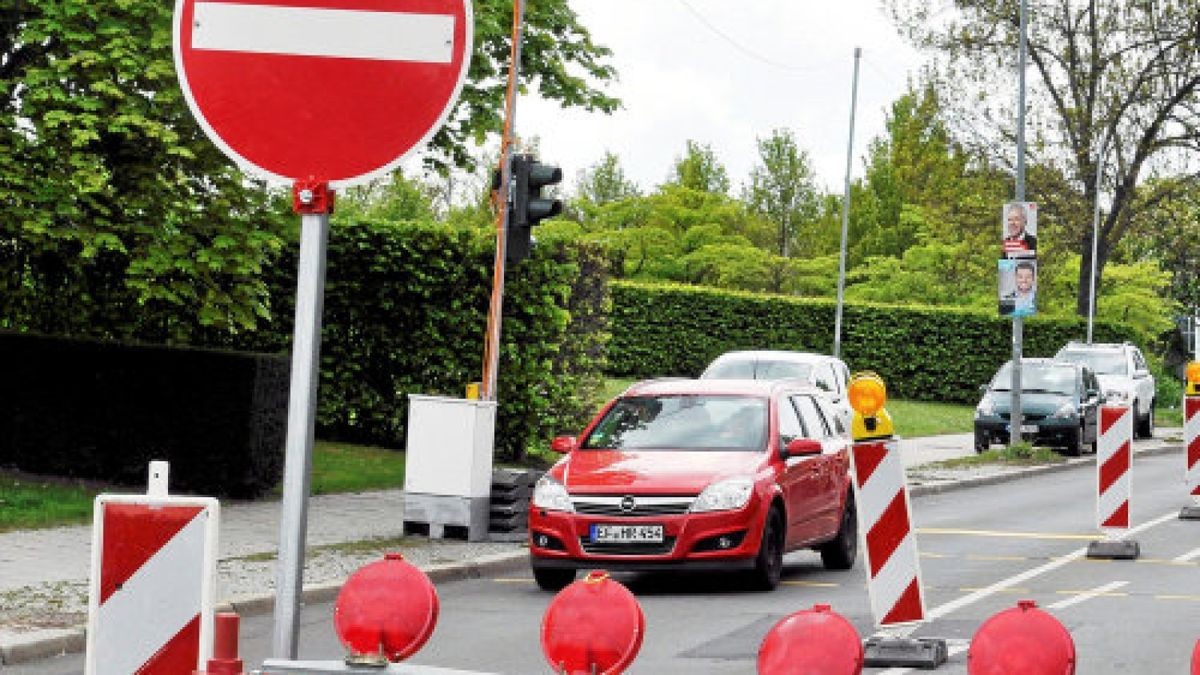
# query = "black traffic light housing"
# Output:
<box><xmin>506</xmin><ymin>153</ymin><xmax>562</xmax><ymax>264</ymax></box>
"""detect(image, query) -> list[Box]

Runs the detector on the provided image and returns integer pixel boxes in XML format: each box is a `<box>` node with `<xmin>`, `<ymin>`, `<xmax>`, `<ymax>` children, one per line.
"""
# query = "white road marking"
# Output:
<box><xmin>868</xmin><ymin>510</ymin><xmax>1178</xmax><ymax>674</ymax></box>
<box><xmin>1172</xmin><ymin>545</ymin><xmax>1200</xmax><ymax>563</ymax></box>
<box><xmin>1046</xmin><ymin>580</ymin><xmax>1129</xmax><ymax>610</ymax></box>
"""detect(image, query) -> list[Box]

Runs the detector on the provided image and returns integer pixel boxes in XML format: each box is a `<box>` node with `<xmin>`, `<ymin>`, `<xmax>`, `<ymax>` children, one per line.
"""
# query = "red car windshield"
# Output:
<box><xmin>581</xmin><ymin>395</ymin><xmax>767</xmax><ymax>451</ymax></box>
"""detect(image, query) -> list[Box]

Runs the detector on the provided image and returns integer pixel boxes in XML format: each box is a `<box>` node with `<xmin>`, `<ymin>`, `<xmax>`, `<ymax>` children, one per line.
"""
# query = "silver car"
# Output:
<box><xmin>700</xmin><ymin>350</ymin><xmax>852</xmax><ymax>432</ymax></box>
<box><xmin>1054</xmin><ymin>341</ymin><xmax>1156</xmax><ymax>438</ymax></box>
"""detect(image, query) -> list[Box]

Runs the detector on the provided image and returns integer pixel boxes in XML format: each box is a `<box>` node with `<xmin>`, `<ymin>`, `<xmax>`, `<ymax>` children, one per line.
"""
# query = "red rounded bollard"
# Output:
<box><xmin>333</xmin><ymin>552</ymin><xmax>439</xmax><ymax>665</ymax></box>
<box><xmin>1192</xmin><ymin>638</ymin><xmax>1200</xmax><ymax>675</ymax></box>
<box><xmin>969</xmin><ymin>600</ymin><xmax>1075</xmax><ymax>675</ymax></box>
<box><xmin>541</xmin><ymin>570</ymin><xmax>644</xmax><ymax>674</ymax></box>
<box><xmin>194</xmin><ymin>612</ymin><xmax>244</xmax><ymax>675</ymax></box>
<box><xmin>757</xmin><ymin>604</ymin><xmax>863</xmax><ymax>675</ymax></box>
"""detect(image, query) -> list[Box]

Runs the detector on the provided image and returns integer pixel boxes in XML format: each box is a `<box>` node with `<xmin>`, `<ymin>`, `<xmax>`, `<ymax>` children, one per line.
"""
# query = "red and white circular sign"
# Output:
<box><xmin>173</xmin><ymin>0</ymin><xmax>472</xmax><ymax>186</ymax></box>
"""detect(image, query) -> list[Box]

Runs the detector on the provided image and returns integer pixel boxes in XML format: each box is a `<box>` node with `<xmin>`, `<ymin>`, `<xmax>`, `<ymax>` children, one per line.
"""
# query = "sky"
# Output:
<box><xmin>517</xmin><ymin>0</ymin><xmax>928</xmax><ymax>195</ymax></box>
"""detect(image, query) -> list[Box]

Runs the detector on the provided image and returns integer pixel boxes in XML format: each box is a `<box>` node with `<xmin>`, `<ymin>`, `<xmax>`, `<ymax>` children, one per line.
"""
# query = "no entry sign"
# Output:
<box><xmin>173</xmin><ymin>0</ymin><xmax>473</xmax><ymax>186</ymax></box>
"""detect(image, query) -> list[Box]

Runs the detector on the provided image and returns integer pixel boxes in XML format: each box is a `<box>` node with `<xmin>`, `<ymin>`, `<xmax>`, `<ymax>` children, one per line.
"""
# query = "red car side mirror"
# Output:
<box><xmin>783</xmin><ymin>438</ymin><xmax>822</xmax><ymax>458</ymax></box>
<box><xmin>551</xmin><ymin>436</ymin><xmax>578</xmax><ymax>454</ymax></box>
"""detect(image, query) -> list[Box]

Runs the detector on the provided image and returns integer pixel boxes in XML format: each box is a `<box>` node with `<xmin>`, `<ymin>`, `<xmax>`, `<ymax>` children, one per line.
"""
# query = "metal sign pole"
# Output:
<box><xmin>272</xmin><ymin>191</ymin><xmax>331</xmax><ymax>658</ymax></box>
<box><xmin>481</xmin><ymin>0</ymin><xmax>526</xmax><ymax>401</ymax></box>
<box><xmin>833</xmin><ymin>46</ymin><xmax>861</xmax><ymax>359</ymax></box>
<box><xmin>1010</xmin><ymin>0</ymin><xmax>1028</xmax><ymax>448</ymax></box>
<box><xmin>1087</xmin><ymin>139</ymin><xmax>1105</xmax><ymax>344</ymax></box>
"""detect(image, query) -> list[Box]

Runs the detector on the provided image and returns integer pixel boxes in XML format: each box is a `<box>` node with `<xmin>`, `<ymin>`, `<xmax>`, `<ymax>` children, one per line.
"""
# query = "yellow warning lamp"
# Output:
<box><xmin>848</xmin><ymin>371</ymin><xmax>895</xmax><ymax>441</ymax></box>
<box><xmin>1186</xmin><ymin>361</ymin><xmax>1200</xmax><ymax>396</ymax></box>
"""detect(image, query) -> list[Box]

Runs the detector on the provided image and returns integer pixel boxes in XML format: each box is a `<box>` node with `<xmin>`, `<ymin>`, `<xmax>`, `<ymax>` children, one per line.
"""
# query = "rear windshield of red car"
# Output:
<box><xmin>581</xmin><ymin>395</ymin><xmax>767</xmax><ymax>451</ymax></box>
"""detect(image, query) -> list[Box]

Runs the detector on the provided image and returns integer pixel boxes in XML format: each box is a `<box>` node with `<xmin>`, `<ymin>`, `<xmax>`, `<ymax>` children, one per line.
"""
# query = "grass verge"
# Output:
<box><xmin>310</xmin><ymin>440</ymin><xmax>406</xmax><ymax>495</ymax></box>
<box><xmin>0</xmin><ymin>440</ymin><xmax>409</xmax><ymax>532</ymax></box>
<box><xmin>930</xmin><ymin>442</ymin><xmax>1065</xmax><ymax>468</ymax></box>
<box><xmin>0</xmin><ymin>473</ymin><xmax>99</xmax><ymax>532</ymax></box>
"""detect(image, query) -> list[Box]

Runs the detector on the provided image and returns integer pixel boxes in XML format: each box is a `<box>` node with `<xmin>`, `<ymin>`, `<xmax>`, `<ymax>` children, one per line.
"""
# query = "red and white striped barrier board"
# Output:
<box><xmin>1186</xmin><ymin>397</ymin><xmax>1200</xmax><ymax>503</ymax></box>
<box><xmin>85</xmin><ymin>493</ymin><xmax>219</xmax><ymax>674</ymax></box>
<box><xmin>1097</xmin><ymin>405</ymin><xmax>1133</xmax><ymax>530</ymax></box>
<box><xmin>851</xmin><ymin>440</ymin><xmax>926</xmax><ymax>626</ymax></box>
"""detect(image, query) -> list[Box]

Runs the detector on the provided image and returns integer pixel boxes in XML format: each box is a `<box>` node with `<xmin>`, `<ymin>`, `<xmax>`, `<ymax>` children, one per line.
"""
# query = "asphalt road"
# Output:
<box><xmin>14</xmin><ymin>448</ymin><xmax>1199</xmax><ymax>674</ymax></box>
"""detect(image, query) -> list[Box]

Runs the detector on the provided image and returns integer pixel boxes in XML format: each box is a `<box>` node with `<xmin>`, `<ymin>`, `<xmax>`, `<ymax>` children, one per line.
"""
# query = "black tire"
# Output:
<box><xmin>974</xmin><ymin>433</ymin><xmax>989</xmax><ymax>453</ymax></box>
<box><xmin>532</xmin><ymin>566</ymin><xmax>576</xmax><ymax>592</ymax></box>
<box><xmin>1137</xmin><ymin>401</ymin><xmax>1154</xmax><ymax>439</ymax></box>
<box><xmin>748</xmin><ymin>508</ymin><xmax>785</xmax><ymax>591</ymax></box>
<box><xmin>819</xmin><ymin>491</ymin><xmax>858</xmax><ymax>571</ymax></box>
<box><xmin>1063</xmin><ymin>426</ymin><xmax>1083</xmax><ymax>457</ymax></box>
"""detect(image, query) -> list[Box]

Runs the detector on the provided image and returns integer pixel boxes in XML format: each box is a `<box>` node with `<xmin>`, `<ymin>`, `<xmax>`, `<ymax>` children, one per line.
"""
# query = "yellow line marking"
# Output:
<box><xmin>1137</xmin><ymin>558</ymin><xmax>1198</xmax><ymax>566</ymax></box>
<box><xmin>916</xmin><ymin>527</ymin><xmax>1095</xmax><ymax>541</ymax></box>
<box><xmin>920</xmin><ymin>552</ymin><xmax>950</xmax><ymax>559</ymax></box>
<box><xmin>493</xmin><ymin>578</ymin><xmax>533</xmax><ymax>584</ymax></box>
<box><xmin>1156</xmin><ymin>594</ymin><xmax>1200</xmax><ymax>602</ymax></box>
<box><xmin>781</xmin><ymin>580</ymin><xmax>840</xmax><ymax>588</ymax></box>
<box><xmin>966</xmin><ymin>554</ymin><xmax>1028</xmax><ymax>562</ymax></box>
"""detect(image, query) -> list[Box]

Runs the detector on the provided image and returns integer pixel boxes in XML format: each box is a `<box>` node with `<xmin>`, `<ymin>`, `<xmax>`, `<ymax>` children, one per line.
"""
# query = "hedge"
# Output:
<box><xmin>237</xmin><ymin>220</ymin><xmax>610</xmax><ymax>459</ymax></box>
<box><xmin>606</xmin><ymin>280</ymin><xmax>1139</xmax><ymax>404</ymax></box>
<box><xmin>0</xmin><ymin>331</ymin><xmax>288</xmax><ymax>497</ymax></box>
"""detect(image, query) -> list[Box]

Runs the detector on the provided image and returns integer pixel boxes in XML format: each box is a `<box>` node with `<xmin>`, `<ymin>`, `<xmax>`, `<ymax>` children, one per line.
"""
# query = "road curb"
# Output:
<box><xmin>910</xmin><ymin>440</ymin><xmax>1180</xmax><ymax>498</ymax></box>
<box><xmin>0</xmin><ymin>549</ymin><xmax>529</xmax><ymax>667</ymax></box>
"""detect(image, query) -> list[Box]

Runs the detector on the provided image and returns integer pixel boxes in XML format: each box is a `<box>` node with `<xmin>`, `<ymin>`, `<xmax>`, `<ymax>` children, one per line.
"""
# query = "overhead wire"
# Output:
<box><xmin>674</xmin><ymin>0</ymin><xmax>841</xmax><ymax>75</ymax></box>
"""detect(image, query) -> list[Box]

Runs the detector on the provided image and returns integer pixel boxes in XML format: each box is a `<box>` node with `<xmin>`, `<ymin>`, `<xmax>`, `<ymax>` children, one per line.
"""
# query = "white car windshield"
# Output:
<box><xmin>582</xmin><ymin>395</ymin><xmax>767</xmax><ymax>451</ymax></box>
<box><xmin>1057</xmin><ymin>350</ymin><xmax>1128</xmax><ymax>376</ymax></box>
<box><xmin>705</xmin><ymin>360</ymin><xmax>813</xmax><ymax>381</ymax></box>
<box><xmin>991</xmin><ymin>363</ymin><xmax>1076</xmax><ymax>395</ymax></box>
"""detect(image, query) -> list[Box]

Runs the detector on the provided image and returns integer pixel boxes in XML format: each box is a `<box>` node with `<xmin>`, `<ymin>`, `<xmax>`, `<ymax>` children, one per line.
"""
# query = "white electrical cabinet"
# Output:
<box><xmin>402</xmin><ymin>395</ymin><xmax>496</xmax><ymax>540</ymax></box>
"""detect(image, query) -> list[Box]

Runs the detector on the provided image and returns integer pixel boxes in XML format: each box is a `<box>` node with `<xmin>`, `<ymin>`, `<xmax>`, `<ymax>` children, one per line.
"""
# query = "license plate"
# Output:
<box><xmin>1020</xmin><ymin>424</ymin><xmax>1038</xmax><ymax>433</ymax></box>
<box><xmin>590</xmin><ymin>524</ymin><xmax>664</xmax><ymax>543</ymax></box>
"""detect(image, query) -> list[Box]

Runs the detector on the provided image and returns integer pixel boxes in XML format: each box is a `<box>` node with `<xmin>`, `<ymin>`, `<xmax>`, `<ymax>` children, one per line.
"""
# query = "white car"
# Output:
<box><xmin>700</xmin><ymin>350</ymin><xmax>852</xmax><ymax>433</ymax></box>
<box><xmin>1054</xmin><ymin>342</ymin><xmax>1156</xmax><ymax>438</ymax></box>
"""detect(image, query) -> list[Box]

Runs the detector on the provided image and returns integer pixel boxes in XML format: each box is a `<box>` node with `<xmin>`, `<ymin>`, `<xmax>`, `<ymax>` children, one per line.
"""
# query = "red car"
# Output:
<box><xmin>528</xmin><ymin>378</ymin><xmax>857</xmax><ymax>591</ymax></box>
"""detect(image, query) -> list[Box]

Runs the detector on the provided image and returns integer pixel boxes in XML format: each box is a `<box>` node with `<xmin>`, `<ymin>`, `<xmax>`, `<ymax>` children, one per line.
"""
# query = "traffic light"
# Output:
<box><xmin>506</xmin><ymin>153</ymin><xmax>562</xmax><ymax>264</ymax></box>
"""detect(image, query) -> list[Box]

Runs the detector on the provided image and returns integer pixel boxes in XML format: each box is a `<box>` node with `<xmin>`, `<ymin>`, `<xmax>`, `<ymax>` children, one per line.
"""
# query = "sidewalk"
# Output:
<box><xmin>0</xmin><ymin>429</ymin><xmax>1184</xmax><ymax>666</ymax></box>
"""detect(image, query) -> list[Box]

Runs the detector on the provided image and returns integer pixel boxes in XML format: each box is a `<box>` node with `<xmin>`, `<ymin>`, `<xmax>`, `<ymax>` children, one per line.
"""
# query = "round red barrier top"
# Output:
<box><xmin>757</xmin><ymin>604</ymin><xmax>863</xmax><ymax>675</ymax></box>
<box><xmin>541</xmin><ymin>570</ymin><xmax>645</xmax><ymax>674</ymax></box>
<box><xmin>1192</xmin><ymin>638</ymin><xmax>1200</xmax><ymax>675</ymax></box>
<box><xmin>969</xmin><ymin>600</ymin><xmax>1075</xmax><ymax>675</ymax></box>
<box><xmin>333</xmin><ymin>553</ymin><xmax>439</xmax><ymax>664</ymax></box>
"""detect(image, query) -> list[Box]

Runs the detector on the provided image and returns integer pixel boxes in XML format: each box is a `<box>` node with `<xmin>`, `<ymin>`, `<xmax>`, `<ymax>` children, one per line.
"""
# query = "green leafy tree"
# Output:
<box><xmin>0</xmin><ymin>0</ymin><xmax>289</xmax><ymax>341</ymax></box>
<box><xmin>335</xmin><ymin>173</ymin><xmax>437</xmax><ymax>224</ymax></box>
<box><xmin>575</xmin><ymin>151</ymin><xmax>640</xmax><ymax>206</ymax></box>
<box><xmin>1</xmin><ymin>0</ymin><xmax>619</xmax><ymax>340</ymax></box>
<box><xmin>667</xmin><ymin>140</ymin><xmax>731</xmax><ymax>195</ymax></box>
<box><xmin>743</xmin><ymin>128</ymin><xmax>821</xmax><ymax>262</ymax></box>
<box><xmin>887</xmin><ymin>0</ymin><xmax>1200</xmax><ymax>316</ymax></box>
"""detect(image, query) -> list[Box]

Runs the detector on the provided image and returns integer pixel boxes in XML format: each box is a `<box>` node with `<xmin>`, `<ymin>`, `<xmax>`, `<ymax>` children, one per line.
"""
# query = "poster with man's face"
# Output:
<box><xmin>998</xmin><ymin>258</ymin><xmax>1037</xmax><ymax>317</ymax></box>
<box><xmin>1001</xmin><ymin>201</ymin><xmax>1038</xmax><ymax>257</ymax></box>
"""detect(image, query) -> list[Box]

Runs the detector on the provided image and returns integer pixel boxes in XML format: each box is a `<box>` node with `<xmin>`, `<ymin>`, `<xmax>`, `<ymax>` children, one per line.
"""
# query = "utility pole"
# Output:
<box><xmin>480</xmin><ymin>0</ymin><xmax>526</xmax><ymax>401</ymax></box>
<box><xmin>833</xmin><ymin>47</ymin><xmax>861</xmax><ymax>359</ymax></box>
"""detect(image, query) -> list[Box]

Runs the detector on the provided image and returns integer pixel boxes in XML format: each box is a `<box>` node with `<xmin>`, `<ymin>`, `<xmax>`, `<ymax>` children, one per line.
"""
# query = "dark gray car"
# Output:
<box><xmin>973</xmin><ymin>358</ymin><xmax>1102</xmax><ymax>456</ymax></box>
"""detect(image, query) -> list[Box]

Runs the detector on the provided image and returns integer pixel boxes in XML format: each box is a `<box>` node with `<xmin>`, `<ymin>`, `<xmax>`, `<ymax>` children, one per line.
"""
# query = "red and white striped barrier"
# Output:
<box><xmin>85</xmin><ymin>462</ymin><xmax>219</xmax><ymax>675</ymax></box>
<box><xmin>1186</xmin><ymin>397</ymin><xmax>1200</xmax><ymax>504</ymax></box>
<box><xmin>1096</xmin><ymin>405</ymin><xmax>1133</xmax><ymax>531</ymax></box>
<box><xmin>851</xmin><ymin>439</ymin><xmax>926</xmax><ymax>626</ymax></box>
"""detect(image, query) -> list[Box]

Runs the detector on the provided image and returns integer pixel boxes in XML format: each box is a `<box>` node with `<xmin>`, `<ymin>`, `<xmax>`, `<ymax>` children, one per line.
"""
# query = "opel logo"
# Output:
<box><xmin>620</xmin><ymin>496</ymin><xmax>636</xmax><ymax>513</ymax></box>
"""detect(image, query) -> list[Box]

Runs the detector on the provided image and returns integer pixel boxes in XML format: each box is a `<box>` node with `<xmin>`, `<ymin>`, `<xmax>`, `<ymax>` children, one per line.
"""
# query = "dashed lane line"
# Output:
<box><xmin>1047</xmin><ymin>581</ymin><xmax>1129</xmax><ymax>610</ymax></box>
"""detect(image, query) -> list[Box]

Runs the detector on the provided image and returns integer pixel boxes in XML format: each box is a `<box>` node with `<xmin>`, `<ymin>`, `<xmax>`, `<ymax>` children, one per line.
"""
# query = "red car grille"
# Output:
<box><xmin>570</xmin><ymin>495</ymin><xmax>694</xmax><ymax>517</ymax></box>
